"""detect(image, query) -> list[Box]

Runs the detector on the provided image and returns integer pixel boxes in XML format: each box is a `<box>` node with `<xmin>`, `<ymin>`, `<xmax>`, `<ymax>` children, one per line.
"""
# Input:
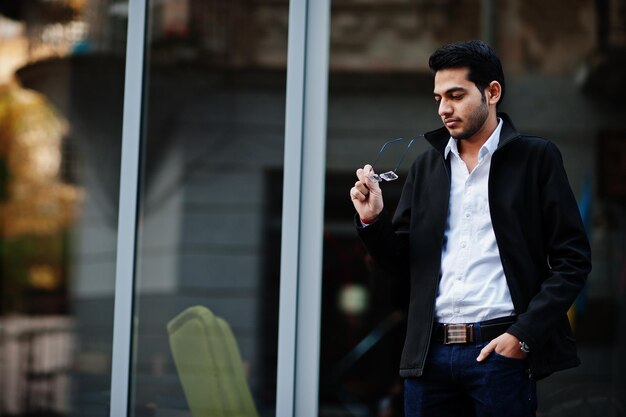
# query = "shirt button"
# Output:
<box><xmin>454</xmin><ymin>307</ymin><xmax>460</xmax><ymax>313</ymax></box>
<box><xmin>460</xmin><ymin>242</ymin><xmax>467</xmax><ymax>248</ymax></box>
<box><xmin>465</xmin><ymin>212</ymin><xmax>471</xmax><ymax>218</ymax></box>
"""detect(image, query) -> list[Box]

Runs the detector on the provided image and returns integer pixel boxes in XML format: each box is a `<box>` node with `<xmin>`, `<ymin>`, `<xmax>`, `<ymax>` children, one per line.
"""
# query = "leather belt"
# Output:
<box><xmin>432</xmin><ymin>317</ymin><xmax>516</xmax><ymax>345</ymax></box>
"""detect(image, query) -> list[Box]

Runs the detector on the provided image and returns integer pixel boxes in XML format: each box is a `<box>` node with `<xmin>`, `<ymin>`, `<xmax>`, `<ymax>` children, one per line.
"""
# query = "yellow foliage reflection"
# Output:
<box><xmin>0</xmin><ymin>82</ymin><xmax>82</xmax><ymax>237</ymax></box>
<box><xmin>28</xmin><ymin>264</ymin><xmax>60</xmax><ymax>290</ymax></box>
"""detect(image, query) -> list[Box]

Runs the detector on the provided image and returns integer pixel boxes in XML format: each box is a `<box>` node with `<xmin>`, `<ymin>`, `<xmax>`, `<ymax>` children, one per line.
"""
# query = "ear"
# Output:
<box><xmin>486</xmin><ymin>81</ymin><xmax>502</xmax><ymax>105</ymax></box>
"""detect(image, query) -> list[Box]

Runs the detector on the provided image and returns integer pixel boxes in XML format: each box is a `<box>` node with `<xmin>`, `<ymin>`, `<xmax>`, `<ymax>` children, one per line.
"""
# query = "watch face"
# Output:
<box><xmin>520</xmin><ymin>341</ymin><xmax>530</xmax><ymax>353</ymax></box>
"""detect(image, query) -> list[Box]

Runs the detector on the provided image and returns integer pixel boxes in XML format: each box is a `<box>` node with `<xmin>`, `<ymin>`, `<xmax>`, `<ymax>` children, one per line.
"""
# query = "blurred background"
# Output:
<box><xmin>0</xmin><ymin>0</ymin><xmax>624</xmax><ymax>416</ymax></box>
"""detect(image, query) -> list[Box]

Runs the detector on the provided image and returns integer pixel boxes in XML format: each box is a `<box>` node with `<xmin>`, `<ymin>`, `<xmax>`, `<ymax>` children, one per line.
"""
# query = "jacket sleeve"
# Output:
<box><xmin>507</xmin><ymin>141</ymin><xmax>592</xmax><ymax>349</ymax></box>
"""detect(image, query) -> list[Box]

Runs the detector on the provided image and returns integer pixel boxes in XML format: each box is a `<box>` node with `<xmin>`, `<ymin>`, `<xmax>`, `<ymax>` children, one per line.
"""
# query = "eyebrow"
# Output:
<box><xmin>433</xmin><ymin>87</ymin><xmax>467</xmax><ymax>97</ymax></box>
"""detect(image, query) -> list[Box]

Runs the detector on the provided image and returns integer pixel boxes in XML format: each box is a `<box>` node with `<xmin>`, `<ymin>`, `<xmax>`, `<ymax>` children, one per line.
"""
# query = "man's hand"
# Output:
<box><xmin>350</xmin><ymin>164</ymin><xmax>384</xmax><ymax>223</ymax></box>
<box><xmin>476</xmin><ymin>332</ymin><xmax>528</xmax><ymax>362</ymax></box>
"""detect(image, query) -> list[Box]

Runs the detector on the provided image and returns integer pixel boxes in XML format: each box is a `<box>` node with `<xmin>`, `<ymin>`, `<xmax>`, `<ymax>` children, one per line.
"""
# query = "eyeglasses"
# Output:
<box><xmin>367</xmin><ymin>135</ymin><xmax>421</xmax><ymax>183</ymax></box>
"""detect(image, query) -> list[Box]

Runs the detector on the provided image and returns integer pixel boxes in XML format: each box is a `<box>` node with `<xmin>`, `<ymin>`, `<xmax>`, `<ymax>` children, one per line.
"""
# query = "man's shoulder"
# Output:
<box><xmin>516</xmin><ymin>133</ymin><xmax>550</xmax><ymax>145</ymax></box>
<box><xmin>503</xmin><ymin>132</ymin><xmax>554</xmax><ymax>152</ymax></box>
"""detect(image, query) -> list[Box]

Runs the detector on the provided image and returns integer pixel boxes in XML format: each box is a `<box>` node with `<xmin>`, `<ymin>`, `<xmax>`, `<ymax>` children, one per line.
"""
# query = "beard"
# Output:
<box><xmin>450</xmin><ymin>95</ymin><xmax>489</xmax><ymax>140</ymax></box>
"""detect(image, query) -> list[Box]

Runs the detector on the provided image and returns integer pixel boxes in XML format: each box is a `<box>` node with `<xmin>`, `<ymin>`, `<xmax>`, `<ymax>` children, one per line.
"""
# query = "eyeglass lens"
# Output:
<box><xmin>367</xmin><ymin>135</ymin><xmax>421</xmax><ymax>183</ymax></box>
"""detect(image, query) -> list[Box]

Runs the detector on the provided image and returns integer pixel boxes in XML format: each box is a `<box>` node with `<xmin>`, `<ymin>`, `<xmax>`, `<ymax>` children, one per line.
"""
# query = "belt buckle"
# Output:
<box><xmin>443</xmin><ymin>323</ymin><xmax>474</xmax><ymax>344</ymax></box>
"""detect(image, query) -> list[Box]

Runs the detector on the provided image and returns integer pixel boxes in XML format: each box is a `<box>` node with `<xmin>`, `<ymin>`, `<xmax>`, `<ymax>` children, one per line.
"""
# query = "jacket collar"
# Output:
<box><xmin>424</xmin><ymin>112</ymin><xmax>519</xmax><ymax>156</ymax></box>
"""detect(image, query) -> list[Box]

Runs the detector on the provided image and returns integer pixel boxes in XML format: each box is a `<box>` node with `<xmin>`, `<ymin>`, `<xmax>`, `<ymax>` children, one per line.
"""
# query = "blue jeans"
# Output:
<box><xmin>404</xmin><ymin>341</ymin><xmax>537</xmax><ymax>417</ymax></box>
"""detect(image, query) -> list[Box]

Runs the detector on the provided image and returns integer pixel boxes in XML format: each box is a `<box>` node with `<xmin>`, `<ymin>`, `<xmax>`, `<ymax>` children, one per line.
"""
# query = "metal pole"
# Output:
<box><xmin>109</xmin><ymin>0</ymin><xmax>147</xmax><ymax>415</ymax></box>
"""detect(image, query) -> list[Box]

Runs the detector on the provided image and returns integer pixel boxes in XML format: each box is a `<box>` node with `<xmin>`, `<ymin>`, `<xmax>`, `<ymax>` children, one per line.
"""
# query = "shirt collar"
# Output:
<box><xmin>444</xmin><ymin>118</ymin><xmax>503</xmax><ymax>161</ymax></box>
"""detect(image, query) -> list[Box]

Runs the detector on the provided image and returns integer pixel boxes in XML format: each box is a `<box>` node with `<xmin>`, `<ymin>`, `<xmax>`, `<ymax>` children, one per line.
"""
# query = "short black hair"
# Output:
<box><xmin>429</xmin><ymin>40</ymin><xmax>505</xmax><ymax>106</ymax></box>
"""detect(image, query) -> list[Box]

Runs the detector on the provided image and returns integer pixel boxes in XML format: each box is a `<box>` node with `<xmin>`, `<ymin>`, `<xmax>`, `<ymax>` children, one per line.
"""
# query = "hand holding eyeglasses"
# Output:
<box><xmin>351</xmin><ymin>164</ymin><xmax>384</xmax><ymax>224</ymax></box>
<box><xmin>350</xmin><ymin>135</ymin><xmax>421</xmax><ymax>223</ymax></box>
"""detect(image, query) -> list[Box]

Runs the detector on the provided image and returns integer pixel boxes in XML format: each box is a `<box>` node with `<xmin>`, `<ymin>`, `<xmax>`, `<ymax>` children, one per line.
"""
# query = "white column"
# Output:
<box><xmin>276</xmin><ymin>0</ymin><xmax>331</xmax><ymax>416</ymax></box>
<box><xmin>109</xmin><ymin>0</ymin><xmax>147</xmax><ymax>415</ymax></box>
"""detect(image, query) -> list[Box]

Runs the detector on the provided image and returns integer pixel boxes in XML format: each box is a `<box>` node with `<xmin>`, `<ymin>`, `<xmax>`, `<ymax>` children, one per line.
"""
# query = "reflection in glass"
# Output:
<box><xmin>167</xmin><ymin>305</ymin><xmax>260</xmax><ymax>417</ymax></box>
<box><xmin>129</xmin><ymin>1</ymin><xmax>289</xmax><ymax>416</ymax></box>
<box><xmin>0</xmin><ymin>1</ymin><xmax>127</xmax><ymax>416</ymax></box>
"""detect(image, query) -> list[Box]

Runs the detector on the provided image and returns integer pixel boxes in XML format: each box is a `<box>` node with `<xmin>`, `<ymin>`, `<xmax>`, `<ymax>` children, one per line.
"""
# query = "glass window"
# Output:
<box><xmin>321</xmin><ymin>1</ymin><xmax>625</xmax><ymax>416</ymax></box>
<box><xmin>129</xmin><ymin>1</ymin><xmax>289</xmax><ymax>416</ymax></box>
<box><xmin>0</xmin><ymin>1</ymin><xmax>127</xmax><ymax>416</ymax></box>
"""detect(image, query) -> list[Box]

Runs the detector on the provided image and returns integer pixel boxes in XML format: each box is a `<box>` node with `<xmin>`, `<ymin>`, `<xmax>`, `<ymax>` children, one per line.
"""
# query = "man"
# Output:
<box><xmin>349</xmin><ymin>40</ymin><xmax>591</xmax><ymax>417</ymax></box>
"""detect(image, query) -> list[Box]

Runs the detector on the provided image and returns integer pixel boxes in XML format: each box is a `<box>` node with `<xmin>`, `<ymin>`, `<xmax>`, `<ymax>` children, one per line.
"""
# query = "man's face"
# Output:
<box><xmin>433</xmin><ymin>67</ymin><xmax>490</xmax><ymax>141</ymax></box>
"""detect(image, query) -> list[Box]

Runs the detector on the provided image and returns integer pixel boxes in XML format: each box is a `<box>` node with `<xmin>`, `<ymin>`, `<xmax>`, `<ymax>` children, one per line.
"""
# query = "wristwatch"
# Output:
<box><xmin>519</xmin><ymin>341</ymin><xmax>531</xmax><ymax>353</ymax></box>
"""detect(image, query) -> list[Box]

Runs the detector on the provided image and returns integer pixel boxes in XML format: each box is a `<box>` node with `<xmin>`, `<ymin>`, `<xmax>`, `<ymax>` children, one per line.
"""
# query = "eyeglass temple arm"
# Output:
<box><xmin>392</xmin><ymin>135</ymin><xmax>422</xmax><ymax>172</ymax></box>
<box><xmin>371</xmin><ymin>137</ymin><xmax>405</xmax><ymax>169</ymax></box>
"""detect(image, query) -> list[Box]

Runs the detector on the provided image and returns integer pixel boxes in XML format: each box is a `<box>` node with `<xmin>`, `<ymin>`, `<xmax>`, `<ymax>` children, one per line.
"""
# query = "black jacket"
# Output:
<box><xmin>357</xmin><ymin>113</ymin><xmax>591</xmax><ymax>379</ymax></box>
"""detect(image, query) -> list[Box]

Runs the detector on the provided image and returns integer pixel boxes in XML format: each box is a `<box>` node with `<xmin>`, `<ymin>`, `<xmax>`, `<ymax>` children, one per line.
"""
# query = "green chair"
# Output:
<box><xmin>167</xmin><ymin>306</ymin><xmax>259</xmax><ymax>417</ymax></box>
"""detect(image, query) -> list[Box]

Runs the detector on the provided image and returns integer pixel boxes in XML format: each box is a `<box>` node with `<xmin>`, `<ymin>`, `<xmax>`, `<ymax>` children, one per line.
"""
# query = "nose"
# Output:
<box><xmin>438</xmin><ymin>98</ymin><xmax>452</xmax><ymax>118</ymax></box>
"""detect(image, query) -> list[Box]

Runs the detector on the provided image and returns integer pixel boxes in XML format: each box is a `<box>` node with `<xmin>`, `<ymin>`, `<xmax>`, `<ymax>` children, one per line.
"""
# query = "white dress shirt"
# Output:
<box><xmin>436</xmin><ymin>118</ymin><xmax>516</xmax><ymax>324</ymax></box>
